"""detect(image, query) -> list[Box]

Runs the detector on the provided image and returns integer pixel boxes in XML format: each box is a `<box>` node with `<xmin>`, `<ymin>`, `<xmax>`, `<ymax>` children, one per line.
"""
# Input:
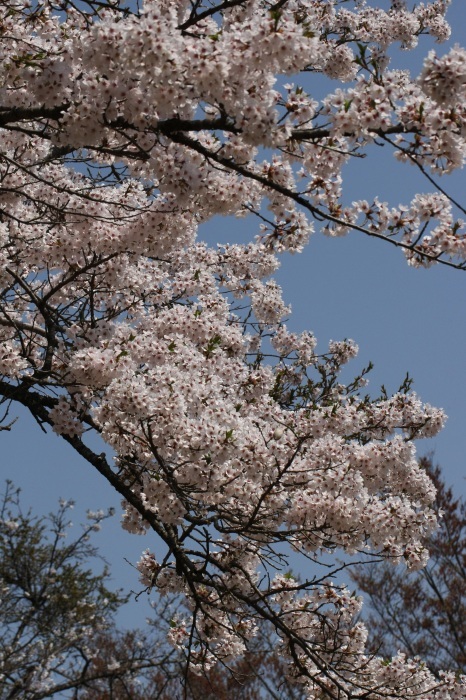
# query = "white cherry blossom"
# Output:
<box><xmin>0</xmin><ymin>0</ymin><xmax>465</xmax><ymax>696</ymax></box>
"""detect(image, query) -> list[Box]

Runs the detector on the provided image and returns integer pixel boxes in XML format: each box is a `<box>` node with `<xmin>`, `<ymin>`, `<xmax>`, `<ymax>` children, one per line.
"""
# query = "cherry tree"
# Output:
<box><xmin>0</xmin><ymin>0</ymin><xmax>465</xmax><ymax>697</ymax></box>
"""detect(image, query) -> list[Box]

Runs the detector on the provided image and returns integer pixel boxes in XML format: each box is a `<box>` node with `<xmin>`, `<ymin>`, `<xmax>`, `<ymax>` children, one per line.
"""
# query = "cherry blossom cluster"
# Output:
<box><xmin>274</xmin><ymin>574</ymin><xmax>465</xmax><ymax>699</ymax></box>
<box><xmin>0</xmin><ymin>0</ymin><xmax>464</xmax><ymax>266</ymax></box>
<box><xmin>337</xmin><ymin>192</ymin><xmax>466</xmax><ymax>265</ymax></box>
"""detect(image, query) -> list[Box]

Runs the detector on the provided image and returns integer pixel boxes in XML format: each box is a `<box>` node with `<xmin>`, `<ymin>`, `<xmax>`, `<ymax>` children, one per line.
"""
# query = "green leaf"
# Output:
<box><xmin>204</xmin><ymin>334</ymin><xmax>222</xmax><ymax>357</ymax></box>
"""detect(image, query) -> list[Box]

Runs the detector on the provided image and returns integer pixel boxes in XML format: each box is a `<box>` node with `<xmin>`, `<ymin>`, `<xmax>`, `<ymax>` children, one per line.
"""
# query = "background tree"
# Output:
<box><xmin>350</xmin><ymin>456</ymin><xmax>466</xmax><ymax>675</ymax></box>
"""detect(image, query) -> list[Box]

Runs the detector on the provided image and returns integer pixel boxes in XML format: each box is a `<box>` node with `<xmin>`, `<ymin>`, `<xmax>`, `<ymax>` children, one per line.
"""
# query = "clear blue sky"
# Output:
<box><xmin>1</xmin><ymin>0</ymin><xmax>465</xmax><ymax>630</ymax></box>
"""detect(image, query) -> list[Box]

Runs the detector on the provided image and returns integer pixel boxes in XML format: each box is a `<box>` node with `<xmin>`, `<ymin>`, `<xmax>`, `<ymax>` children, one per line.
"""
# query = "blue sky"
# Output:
<box><xmin>1</xmin><ymin>0</ymin><xmax>465</xmax><ymax>630</ymax></box>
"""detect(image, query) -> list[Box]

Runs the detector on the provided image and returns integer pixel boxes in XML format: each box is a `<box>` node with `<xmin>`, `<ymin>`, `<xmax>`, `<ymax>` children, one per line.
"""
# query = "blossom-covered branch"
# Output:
<box><xmin>0</xmin><ymin>0</ymin><xmax>465</xmax><ymax>265</ymax></box>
